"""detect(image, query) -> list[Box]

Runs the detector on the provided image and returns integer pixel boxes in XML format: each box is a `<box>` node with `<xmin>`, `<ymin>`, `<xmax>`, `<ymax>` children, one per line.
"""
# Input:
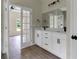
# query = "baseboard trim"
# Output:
<box><xmin>21</xmin><ymin>42</ymin><xmax>35</xmax><ymax>49</ymax></box>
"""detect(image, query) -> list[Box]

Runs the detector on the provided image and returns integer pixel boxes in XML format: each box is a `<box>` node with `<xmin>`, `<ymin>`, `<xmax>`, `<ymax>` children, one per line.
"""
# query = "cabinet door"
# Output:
<box><xmin>59</xmin><ymin>39</ymin><xmax>66</xmax><ymax>59</ymax></box>
<box><xmin>55</xmin><ymin>33</ymin><xmax>66</xmax><ymax>59</ymax></box>
<box><xmin>57</xmin><ymin>34</ymin><xmax>66</xmax><ymax>59</ymax></box>
<box><xmin>35</xmin><ymin>31</ymin><xmax>38</xmax><ymax>44</ymax></box>
<box><xmin>35</xmin><ymin>30</ymin><xmax>42</xmax><ymax>46</ymax></box>
<box><xmin>49</xmin><ymin>33</ymin><xmax>59</xmax><ymax>56</ymax></box>
<box><xmin>53</xmin><ymin>34</ymin><xmax>60</xmax><ymax>56</ymax></box>
<box><xmin>48</xmin><ymin>32</ymin><xmax>54</xmax><ymax>52</ymax></box>
<box><xmin>49</xmin><ymin>32</ymin><xmax>66</xmax><ymax>58</ymax></box>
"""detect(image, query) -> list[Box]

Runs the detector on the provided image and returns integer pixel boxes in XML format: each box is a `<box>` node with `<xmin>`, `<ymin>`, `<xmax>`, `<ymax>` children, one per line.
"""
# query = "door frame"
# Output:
<box><xmin>69</xmin><ymin>0</ymin><xmax>77</xmax><ymax>58</ymax></box>
<box><xmin>2</xmin><ymin>0</ymin><xmax>10</xmax><ymax>59</ymax></box>
<box><xmin>21</xmin><ymin>6</ymin><xmax>33</xmax><ymax>49</ymax></box>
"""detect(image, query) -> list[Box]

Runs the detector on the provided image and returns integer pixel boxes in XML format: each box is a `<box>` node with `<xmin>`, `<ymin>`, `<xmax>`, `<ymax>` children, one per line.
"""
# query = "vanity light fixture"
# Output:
<box><xmin>48</xmin><ymin>0</ymin><xmax>60</xmax><ymax>6</ymax></box>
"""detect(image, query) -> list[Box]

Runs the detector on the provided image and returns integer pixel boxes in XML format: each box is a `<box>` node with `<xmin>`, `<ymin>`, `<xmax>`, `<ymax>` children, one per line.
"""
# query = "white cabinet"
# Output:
<box><xmin>35</xmin><ymin>30</ymin><xmax>50</xmax><ymax>50</ymax></box>
<box><xmin>35</xmin><ymin>30</ymin><xmax>66</xmax><ymax>59</ymax></box>
<box><xmin>50</xmin><ymin>32</ymin><xmax>66</xmax><ymax>59</ymax></box>
<box><xmin>35</xmin><ymin>30</ymin><xmax>42</xmax><ymax>46</ymax></box>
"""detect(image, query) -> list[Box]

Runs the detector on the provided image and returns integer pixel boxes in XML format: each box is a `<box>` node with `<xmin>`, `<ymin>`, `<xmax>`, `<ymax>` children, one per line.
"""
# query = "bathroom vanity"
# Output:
<box><xmin>35</xmin><ymin>9</ymin><xmax>67</xmax><ymax>59</ymax></box>
<box><xmin>35</xmin><ymin>30</ymin><xmax>66</xmax><ymax>59</ymax></box>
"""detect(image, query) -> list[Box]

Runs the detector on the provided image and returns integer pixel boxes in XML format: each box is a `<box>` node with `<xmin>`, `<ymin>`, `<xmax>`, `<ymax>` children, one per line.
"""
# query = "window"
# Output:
<box><xmin>16</xmin><ymin>19</ymin><xmax>21</xmax><ymax>31</ymax></box>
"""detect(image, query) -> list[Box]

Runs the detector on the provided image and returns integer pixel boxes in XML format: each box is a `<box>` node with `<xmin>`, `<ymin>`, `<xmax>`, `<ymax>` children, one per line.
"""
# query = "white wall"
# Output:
<box><xmin>9</xmin><ymin>11</ymin><xmax>21</xmax><ymax>36</ymax></box>
<box><xmin>41</xmin><ymin>0</ymin><xmax>67</xmax><ymax>13</ymax></box>
<box><xmin>10</xmin><ymin>0</ymin><xmax>42</xmax><ymax>27</ymax></box>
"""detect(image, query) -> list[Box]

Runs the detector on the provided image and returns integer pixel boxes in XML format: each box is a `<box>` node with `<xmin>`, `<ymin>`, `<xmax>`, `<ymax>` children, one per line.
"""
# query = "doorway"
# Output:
<box><xmin>8</xmin><ymin>5</ymin><xmax>32</xmax><ymax>59</ymax></box>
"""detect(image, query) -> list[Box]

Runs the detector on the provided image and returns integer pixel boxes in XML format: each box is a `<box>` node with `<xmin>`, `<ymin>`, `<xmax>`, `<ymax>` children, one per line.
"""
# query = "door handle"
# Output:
<box><xmin>71</xmin><ymin>35</ymin><xmax>77</xmax><ymax>40</ymax></box>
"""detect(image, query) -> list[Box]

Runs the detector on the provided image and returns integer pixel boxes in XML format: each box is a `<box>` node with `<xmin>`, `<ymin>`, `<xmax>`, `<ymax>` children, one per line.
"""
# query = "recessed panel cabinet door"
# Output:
<box><xmin>53</xmin><ymin>33</ymin><xmax>60</xmax><ymax>56</ymax></box>
<box><xmin>57</xmin><ymin>34</ymin><xmax>66</xmax><ymax>59</ymax></box>
<box><xmin>48</xmin><ymin>32</ymin><xmax>54</xmax><ymax>52</ymax></box>
<box><xmin>49</xmin><ymin>32</ymin><xmax>66</xmax><ymax>59</ymax></box>
<box><xmin>48</xmin><ymin>32</ymin><xmax>59</xmax><ymax>56</ymax></box>
<box><xmin>35</xmin><ymin>30</ymin><xmax>42</xmax><ymax>46</ymax></box>
<box><xmin>56</xmin><ymin>33</ymin><xmax>66</xmax><ymax>59</ymax></box>
<box><xmin>59</xmin><ymin>39</ymin><xmax>66</xmax><ymax>59</ymax></box>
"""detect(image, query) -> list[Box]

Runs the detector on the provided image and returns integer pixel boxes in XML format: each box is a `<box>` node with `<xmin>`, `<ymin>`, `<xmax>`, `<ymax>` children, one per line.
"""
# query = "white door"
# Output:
<box><xmin>70</xmin><ymin>0</ymin><xmax>77</xmax><ymax>59</ymax></box>
<box><xmin>21</xmin><ymin>8</ymin><xmax>32</xmax><ymax>49</ymax></box>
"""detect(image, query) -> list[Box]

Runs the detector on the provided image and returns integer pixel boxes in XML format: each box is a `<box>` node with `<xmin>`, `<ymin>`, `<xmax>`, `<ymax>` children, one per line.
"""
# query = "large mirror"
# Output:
<box><xmin>42</xmin><ymin>9</ymin><xmax>66</xmax><ymax>32</ymax></box>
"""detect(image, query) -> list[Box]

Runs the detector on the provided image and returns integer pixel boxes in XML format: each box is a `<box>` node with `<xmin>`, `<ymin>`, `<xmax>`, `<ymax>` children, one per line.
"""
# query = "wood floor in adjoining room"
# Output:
<box><xmin>21</xmin><ymin>45</ymin><xmax>60</xmax><ymax>59</ymax></box>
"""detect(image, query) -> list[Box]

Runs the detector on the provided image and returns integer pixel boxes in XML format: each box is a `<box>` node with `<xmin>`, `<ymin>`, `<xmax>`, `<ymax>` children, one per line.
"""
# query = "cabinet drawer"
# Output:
<box><xmin>42</xmin><ymin>43</ymin><xmax>49</xmax><ymax>50</ymax></box>
<box><xmin>43</xmin><ymin>32</ymin><xmax>51</xmax><ymax>38</ymax></box>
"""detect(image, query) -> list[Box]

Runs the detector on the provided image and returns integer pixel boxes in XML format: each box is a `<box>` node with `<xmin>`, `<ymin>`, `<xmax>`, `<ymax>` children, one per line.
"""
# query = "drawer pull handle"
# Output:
<box><xmin>45</xmin><ymin>33</ymin><xmax>48</xmax><ymax>34</ymax></box>
<box><xmin>45</xmin><ymin>37</ymin><xmax>48</xmax><ymax>38</ymax></box>
<box><xmin>45</xmin><ymin>43</ymin><xmax>48</xmax><ymax>45</ymax></box>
